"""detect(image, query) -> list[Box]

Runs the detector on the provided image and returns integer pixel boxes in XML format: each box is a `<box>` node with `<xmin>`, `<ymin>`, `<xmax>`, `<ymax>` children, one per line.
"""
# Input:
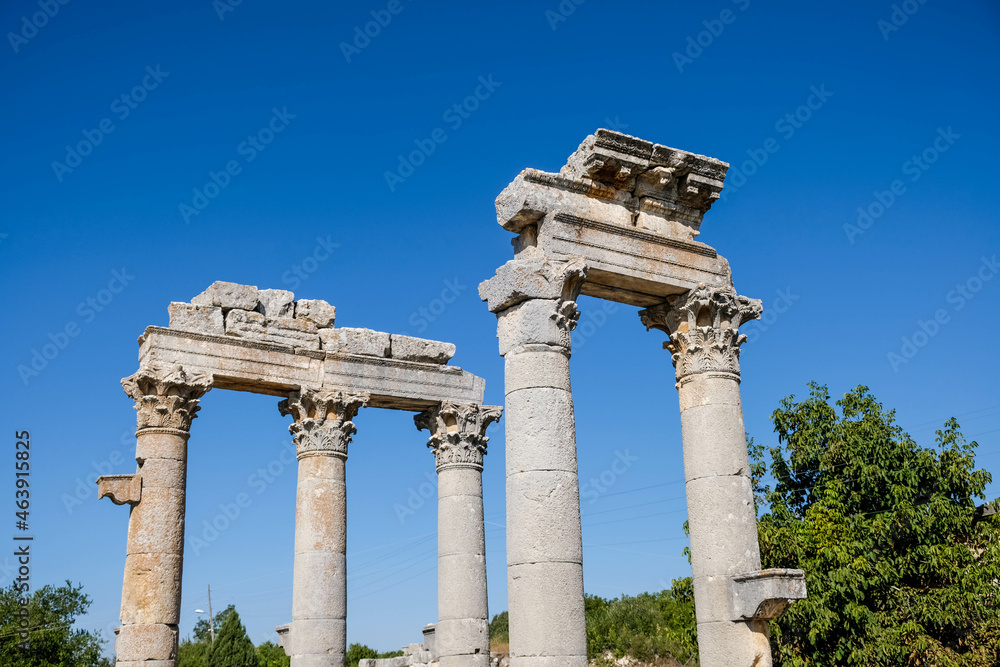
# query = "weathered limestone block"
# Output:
<box><xmin>190</xmin><ymin>281</ymin><xmax>259</xmax><ymax>310</ymax></box>
<box><xmin>729</xmin><ymin>569</ymin><xmax>807</xmax><ymax>621</ymax></box>
<box><xmin>167</xmin><ymin>303</ymin><xmax>224</xmax><ymax>336</ymax></box>
<box><xmin>296</xmin><ymin>298</ymin><xmax>337</xmax><ymax>327</ymax></box>
<box><xmin>225</xmin><ymin>308</ymin><xmax>267</xmax><ymax>338</ymax></box>
<box><xmin>390</xmin><ymin>334</ymin><xmax>456</xmax><ymax>364</ymax></box>
<box><xmin>257</xmin><ymin>288</ymin><xmax>295</xmax><ymax>317</ymax></box>
<box><xmin>267</xmin><ymin>317</ymin><xmax>320</xmax><ymax>350</ymax></box>
<box><xmin>115</xmin><ymin>623</ymin><xmax>178</xmax><ymax>661</ymax></box>
<box><xmin>320</xmin><ymin>327</ymin><xmax>390</xmax><ymax>357</ymax></box>
<box><xmin>479</xmin><ymin>257</ymin><xmax>587</xmax><ymax>314</ymax></box>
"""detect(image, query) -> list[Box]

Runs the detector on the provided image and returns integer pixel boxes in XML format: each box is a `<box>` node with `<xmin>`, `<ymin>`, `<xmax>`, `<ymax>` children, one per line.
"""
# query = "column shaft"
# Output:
<box><xmin>678</xmin><ymin>373</ymin><xmax>771</xmax><ymax>666</ymax></box>
<box><xmin>116</xmin><ymin>429</ymin><xmax>187</xmax><ymax>667</ymax></box>
<box><xmin>437</xmin><ymin>467</ymin><xmax>489</xmax><ymax>667</ymax></box>
<box><xmin>291</xmin><ymin>455</ymin><xmax>347</xmax><ymax>667</ymax></box>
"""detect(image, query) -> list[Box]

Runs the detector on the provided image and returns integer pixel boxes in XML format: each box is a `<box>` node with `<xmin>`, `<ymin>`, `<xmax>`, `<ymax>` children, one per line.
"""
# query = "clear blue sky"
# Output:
<box><xmin>1</xmin><ymin>0</ymin><xmax>998</xmax><ymax>656</ymax></box>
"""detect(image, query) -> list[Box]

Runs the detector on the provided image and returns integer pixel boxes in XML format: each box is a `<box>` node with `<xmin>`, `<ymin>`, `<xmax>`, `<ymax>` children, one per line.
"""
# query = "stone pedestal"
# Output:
<box><xmin>480</xmin><ymin>256</ymin><xmax>589</xmax><ymax>667</ymax></box>
<box><xmin>641</xmin><ymin>284</ymin><xmax>779</xmax><ymax>667</ymax></box>
<box><xmin>416</xmin><ymin>402</ymin><xmax>502</xmax><ymax>667</ymax></box>
<box><xmin>280</xmin><ymin>389</ymin><xmax>370</xmax><ymax>667</ymax></box>
<box><xmin>111</xmin><ymin>363</ymin><xmax>211</xmax><ymax>667</ymax></box>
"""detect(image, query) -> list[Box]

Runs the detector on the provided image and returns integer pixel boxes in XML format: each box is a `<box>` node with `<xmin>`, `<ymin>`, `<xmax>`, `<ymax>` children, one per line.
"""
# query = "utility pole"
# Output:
<box><xmin>207</xmin><ymin>584</ymin><xmax>215</xmax><ymax>643</ymax></box>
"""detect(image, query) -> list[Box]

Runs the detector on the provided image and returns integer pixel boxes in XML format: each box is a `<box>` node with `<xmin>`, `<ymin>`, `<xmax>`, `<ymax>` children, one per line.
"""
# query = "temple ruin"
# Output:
<box><xmin>98</xmin><ymin>281</ymin><xmax>500</xmax><ymax>667</ymax></box>
<box><xmin>99</xmin><ymin>129</ymin><xmax>806</xmax><ymax>667</ymax></box>
<box><xmin>479</xmin><ymin>130</ymin><xmax>806</xmax><ymax>667</ymax></box>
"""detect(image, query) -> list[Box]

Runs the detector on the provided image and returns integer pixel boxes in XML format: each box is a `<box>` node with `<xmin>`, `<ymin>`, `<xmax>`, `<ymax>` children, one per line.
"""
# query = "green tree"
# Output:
<box><xmin>207</xmin><ymin>610</ymin><xmax>258</xmax><ymax>667</ymax></box>
<box><xmin>195</xmin><ymin>604</ymin><xmax>237</xmax><ymax>643</ymax></box>
<box><xmin>255</xmin><ymin>640</ymin><xmax>289</xmax><ymax>667</ymax></box>
<box><xmin>584</xmin><ymin>578</ymin><xmax>698</xmax><ymax>665</ymax></box>
<box><xmin>0</xmin><ymin>580</ymin><xmax>111</xmax><ymax>667</ymax></box>
<box><xmin>178</xmin><ymin>637</ymin><xmax>210</xmax><ymax>667</ymax></box>
<box><xmin>346</xmin><ymin>643</ymin><xmax>377</xmax><ymax>667</ymax></box>
<box><xmin>756</xmin><ymin>383</ymin><xmax>1000</xmax><ymax>666</ymax></box>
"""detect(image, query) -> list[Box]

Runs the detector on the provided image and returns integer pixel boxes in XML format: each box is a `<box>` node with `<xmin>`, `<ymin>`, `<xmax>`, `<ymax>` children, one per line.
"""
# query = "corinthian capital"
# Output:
<box><xmin>639</xmin><ymin>283</ymin><xmax>762</xmax><ymax>381</ymax></box>
<box><xmin>122</xmin><ymin>363</ymin><xmax>213</xmax><ymax>433</ymax></box>
<box><xmin>279</xmin><ymin>388</ymin><xmax>369</xmax><ymax>460</ymax></box>
<box><xmin>415</xmin><ymin>402</ymin><xmax>503</xmax><ymax>472</ymax></box>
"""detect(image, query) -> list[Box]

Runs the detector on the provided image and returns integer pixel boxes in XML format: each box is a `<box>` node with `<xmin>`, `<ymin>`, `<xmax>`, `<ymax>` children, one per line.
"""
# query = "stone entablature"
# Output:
<box><xmin>139</xmin><ymin>282</ymin><xmax>484</xmax><ymax>410</ymax></box>
<box><xmin>494</xmin><ymin>130</ymin><xmax>733</xmax><ymax>307</ymax></box>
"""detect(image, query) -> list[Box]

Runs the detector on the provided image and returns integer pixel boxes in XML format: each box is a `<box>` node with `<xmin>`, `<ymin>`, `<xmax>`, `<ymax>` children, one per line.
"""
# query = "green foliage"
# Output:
<box><xmin>255</xmin><ymin>640</ymin><xmax>290</xmax><ymax>667</ymax></box>
<box><xmin>756</xmin><ymin>383</ymin><xmax>1000</xmax><ymax>666</ymax></box>
<box><xmin>489</xmin><ymin>611</ymin><xmax>509</xmax><ymax>643</ymax></box>
<box><xmin>178</xmin><ymin>637</ymin><xmax>210</xmax><ymax>667</ymax></box>
<box><xmin>207</xmin><ymin>610</ymin><xmax>258</xmax><ymax>667</ymax></box>
<box><xmin>345</xmin><ymin>643</ymin><xmax>402</xmax><ymax>667</ymax></box>
<box><xmin>584</xmin><ymin>578</ymin><xmax>698</xmax><ymax>665</ymax></box>
<box><xmin>195</xmin><ymin>604</ymin><xmax>237</xmax><ymax>644</ymax></box>
<box><xmin>0</xmin><ymin>580</ymin><xmax>111</xmax><ymax>667</ymax></box>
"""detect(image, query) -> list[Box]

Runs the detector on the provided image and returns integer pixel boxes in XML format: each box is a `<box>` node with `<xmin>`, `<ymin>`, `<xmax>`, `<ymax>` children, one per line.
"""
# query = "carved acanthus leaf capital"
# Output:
<box><xmin>122</xmin><ymin>363</ymin><xmax>213</xmax><ymax>432</ymax></box>
<box><xmin>639</xmin><ymin>283</ymin><xmax>762</xmax><ymax>381</ymax></box>
<box><xmin>279</xmin><ymin>388</ymin><xmax>370</xmax><ymax>459</ymax></box>
<box><xmin>415</xmin><ymin>402</ymin><xmax>503</xmax><ymax>471</ymax></box>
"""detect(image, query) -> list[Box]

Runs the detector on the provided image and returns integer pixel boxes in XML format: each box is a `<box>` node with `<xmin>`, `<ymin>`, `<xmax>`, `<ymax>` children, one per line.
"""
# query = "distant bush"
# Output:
<box><xmin>585</xmin><ymin>578</ymin><xmax>698</xmax><ymax>665</ymax></box>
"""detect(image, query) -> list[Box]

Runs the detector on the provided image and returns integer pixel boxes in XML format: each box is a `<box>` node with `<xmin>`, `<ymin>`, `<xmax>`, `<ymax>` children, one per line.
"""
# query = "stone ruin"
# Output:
<box><xmin>99</xmin><ymin>130</ymin><xmax>807</xmax><ymax>667</ymax></box>
<box><xmin>98</xmin><ymin>281</ymin><xmax>500</xmax><ymax>667</ymax></box>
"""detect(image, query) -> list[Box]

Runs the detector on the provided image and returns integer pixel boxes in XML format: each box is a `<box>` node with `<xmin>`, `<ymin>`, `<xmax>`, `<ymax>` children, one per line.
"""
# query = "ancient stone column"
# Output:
<box><xmin>479</xmin><ymin>256</ymin><xmax>589</xmax><ymax>667</ymax></box>
<box><xmin>415</xmin><ymin>401</ymin><xmax>503</xmax><ymax>667</ymax></box>
<box><xmin>279</xmin><ymin>388</ymin><xmax>369</xmax><ymax>667</ymax></box>
<box><xmin>641</xmin><ymin>283</ymin><xmax>780</xmax><ymax>667</ymax></box>
<box><xmin>110</xmin><ymin>363</ymin><xmax>212</xmax><ymax>667</ymax></box>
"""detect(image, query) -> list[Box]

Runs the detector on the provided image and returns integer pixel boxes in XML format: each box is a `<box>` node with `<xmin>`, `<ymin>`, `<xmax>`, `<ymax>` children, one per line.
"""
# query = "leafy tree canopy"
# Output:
<box><xmin>0</xmin><ymin>580</ymin><xmax>111</xmax><ymax>667</ymax></box>
<box><xmin>207</xmin><ymin>609</ymin><xmax>258</xmax><ymax>667</ymax></box>
<box><xmin>755</xmin><ymin>383</ymin><xmax>1000</xmax><ymax>666</ymax></box>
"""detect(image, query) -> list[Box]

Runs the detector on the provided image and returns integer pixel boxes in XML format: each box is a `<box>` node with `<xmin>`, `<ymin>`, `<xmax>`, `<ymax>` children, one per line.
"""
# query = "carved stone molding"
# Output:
<box><xmin>96</xmin><ymin>474</ymin><xmax>142</xmax><ymax>507</ymax></box>
<box><xmin>639</xmin><ymin>283</ymin><xmax>762</xmax><ymax>381</ymax></box>
<box><xmin>121</xmin><ymin>363</ymin><xmax>213</xmax><ymax>433</ymax></box>
<box><xmin>415</xmin><ymin>402</ymin><xmax>503</xmax><ymax>471</ymax></box>
<box><xmin>279</xmin><ymin>388</ymin><xmax>370</xmax><ymax>460</ymax></box>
